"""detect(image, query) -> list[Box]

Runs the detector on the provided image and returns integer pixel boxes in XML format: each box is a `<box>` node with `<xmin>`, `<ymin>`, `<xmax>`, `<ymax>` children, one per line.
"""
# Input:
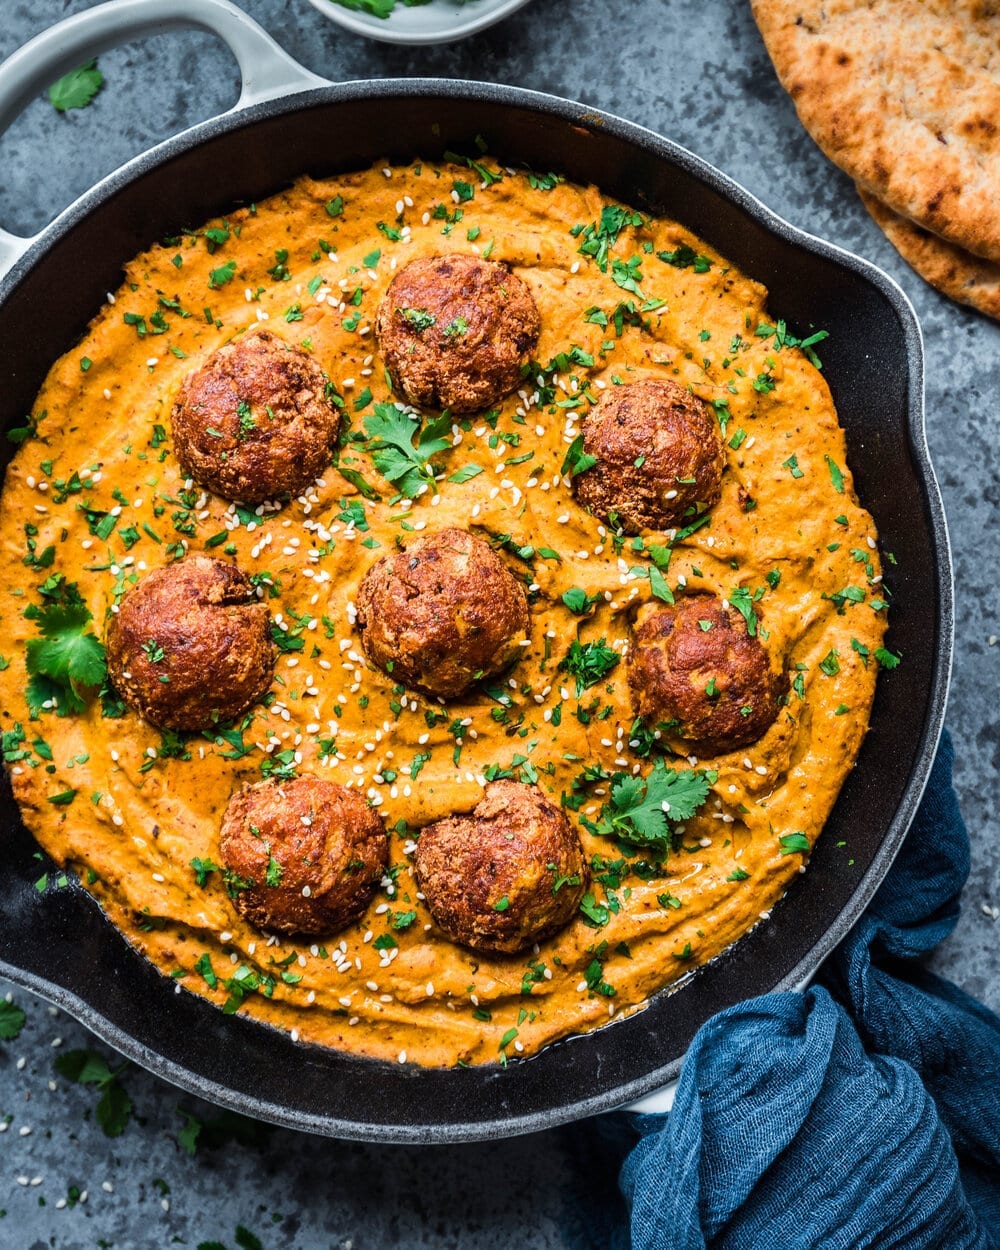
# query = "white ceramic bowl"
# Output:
<box><xmin>303</xmin><ymin>0</ymin><xmax>536</xmax><ymax>46</ymax></box>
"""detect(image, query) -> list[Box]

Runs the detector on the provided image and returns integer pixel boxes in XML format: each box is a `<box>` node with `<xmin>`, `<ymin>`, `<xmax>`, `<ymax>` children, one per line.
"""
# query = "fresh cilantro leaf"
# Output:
<box><xmin>648</xmin><ymin>564</ymin><xmax>674</xmax><ymax>604</ymax></box>
<box><xmin>48</xmin><ymin>60</ymin><xmax>104</xmax><ymax>113</ymax></box>
<box><xmin>875</xmin><ymin>646</ymin><xmax>902</xmax><ymax>670</ymax></box>
<box><xmin>585</xmin><ymin>758</ymin><xmax>711</xmax><ymax>850</ymax></box>
<box><xmin>611</xmin><ymin>256</ymin><xmax>643</xmax><ymax>294</ymax></box>
<box><xmin>657</xmin><ymin>243</ymin><xmax>711</xmax><ymax>272</ymax></box>
<box><xmin>560</xmin><ymin>434</ymin><xmax>597</xmax><ymax>478</ymax></box>
<box><xmin>561</xmin><ymin>587</ymin><xmax>598</xmax><ymax>615</ymax></box>
<box><xmin>55</xmin><ymin>1048</ymin><xmax>132</xmax><ymax>1136</ymax></box>
<box><xmin>191</xmin><ymin>857</ymin><xmax>220</xmax><ymax>887</ymax></box>
<box><xmin>177</xmin><ymin>1111</ymin><xmax>202</xmax><ymax>1156</ymax></box>
<box><xmin>55</xmin><ymin>1049</ymin><xmax>114</xmax><ymax>1085</ymax></box>
<box><xmin>96</xmin><ymin>1080</ymin><xmax>132</xmax><ymax>1137</ymax></box>
<box><xmin>363</xmin><ymin>403</ymin><xmax>451</xmax><ymax>498</ymax></box>
<box><xmin>209</xmin><ymin>260</ymin><xmax>237</xmax><ymax>289</ymax></box>
<box><xmin>779</xmin><ymin>832</ymin><xmax>811</xmax><ymax>855</ymax></box>
<box><xmin>25</xmin><ymin>591</ymin><xmax>106</xmax><ymax>717</ymax></box>
<box><xmin>826</xmin><ymin>455</ymin><xmax>845</xmax><ymax>494</ymax></box>
<box><xmin>728</xmin><ymin>586</ymin><xmax>759</xmax><ymax>637</ymax></box>
<box><xmin>399</xmin><ymin>306</ymin><xmax>436</xmax><ymax>332</ymax></box>
<box><xmin>818</xmin><ymin>649</ymin><xmax>840</xmax><ymax>676</ymax></box>
<box><xmin>448</xmin><ymin>463</ymin><xmax>484</xmax><ymax>484</ymax></box>
<box><xmin>0</xmin><ymin>999</ymin><xmax>26</xmax><ymax>1041</ymax></box>
<box><xmin>579</xmin><ymin>892</ymin><xmax>610</xmax><ymax>927</ymax></box>
<box><xmin>756</xmin><ymin>319</ymin><xmax>829</xmax><ymax>368</ymax></box>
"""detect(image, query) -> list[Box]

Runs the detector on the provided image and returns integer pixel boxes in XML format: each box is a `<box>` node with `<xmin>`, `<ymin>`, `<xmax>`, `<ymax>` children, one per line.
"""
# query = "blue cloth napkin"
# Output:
<box><xmin>560</xmin><ymin>732</ymin><xmax>1000</xmax><ymax>1249</ymax></box>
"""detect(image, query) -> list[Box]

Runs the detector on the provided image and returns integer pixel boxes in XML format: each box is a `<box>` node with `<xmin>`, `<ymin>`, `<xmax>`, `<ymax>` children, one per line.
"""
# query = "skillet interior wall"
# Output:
<box><xmin>0</xmin><ymin>86</ymin><xmax>942</xmax><ymax>1138</ymax></box>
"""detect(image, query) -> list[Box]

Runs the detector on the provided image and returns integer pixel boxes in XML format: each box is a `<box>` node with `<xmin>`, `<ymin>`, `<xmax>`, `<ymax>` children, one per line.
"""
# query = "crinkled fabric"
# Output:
<box><xmin>559</xmin><ymin>733</ymin><xmax>1000</xmax><ymax>1250</ymax></box>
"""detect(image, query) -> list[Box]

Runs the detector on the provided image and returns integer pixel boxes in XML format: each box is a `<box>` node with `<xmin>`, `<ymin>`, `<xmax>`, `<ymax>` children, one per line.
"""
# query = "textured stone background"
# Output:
<box><xmin>0</xmin><ymin>1</ymin><xmax>997</xmax><ymax>1246</ymax></box>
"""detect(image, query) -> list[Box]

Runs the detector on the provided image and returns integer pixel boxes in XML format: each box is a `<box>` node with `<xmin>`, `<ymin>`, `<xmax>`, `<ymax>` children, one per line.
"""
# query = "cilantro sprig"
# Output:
<box><xmin>48</xmin><ymin>60</ymin><xmax>104</xmax><ymax>113</ymax></box>
<box><xmin>582</xmin><ymin>758</ymin><xmax>712</xmax><ymax>851</ymax></box>
<box><xmin>362</xmin><ymin>403</ymin><xmax>451</xmax><ymax>498</ymax></box>
<box><xmin>55</xmin><ymin>1048</ymin><xmax>132</xmax><ymax>1137</ymax></box>
<box><xmin>25</xmin><ymin>579</ymin><xmax>106</xmax><ymax>716</ymax></box>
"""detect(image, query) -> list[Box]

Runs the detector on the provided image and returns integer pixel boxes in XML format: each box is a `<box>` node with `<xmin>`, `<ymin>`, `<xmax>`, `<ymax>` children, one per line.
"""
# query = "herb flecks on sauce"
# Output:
<box><xmin>0</xmin><ymin>158</ymin><xmax>887</xmax><ymax>1068</ymax></box>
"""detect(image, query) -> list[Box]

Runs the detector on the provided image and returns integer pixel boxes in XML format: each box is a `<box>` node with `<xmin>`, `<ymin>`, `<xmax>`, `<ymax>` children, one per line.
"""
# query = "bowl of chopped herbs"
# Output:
<box><xmin>304</xmin><ymin>0</ymin><xmax>535</xmax><ymax>45</ymax></box>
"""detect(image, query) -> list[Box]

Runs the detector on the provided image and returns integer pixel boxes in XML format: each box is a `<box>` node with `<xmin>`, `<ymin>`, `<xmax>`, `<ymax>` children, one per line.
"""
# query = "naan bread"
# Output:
<box><xmin>752</xmin><ymin>1</ymin><xmax>1000</xmax><ymax>261</ymax></box>
<box><xmin>858</xmin><ymin>187</ymin><xmax>1000</xmax><ymax>321</ymax></box>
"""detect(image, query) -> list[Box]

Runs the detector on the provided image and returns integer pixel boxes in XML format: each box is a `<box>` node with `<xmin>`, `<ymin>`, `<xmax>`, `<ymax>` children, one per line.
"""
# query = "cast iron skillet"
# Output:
<box><xmin>0</xmin><ymin>0</ymin><xmax>952</xmax><ymax>1142</ymax></box>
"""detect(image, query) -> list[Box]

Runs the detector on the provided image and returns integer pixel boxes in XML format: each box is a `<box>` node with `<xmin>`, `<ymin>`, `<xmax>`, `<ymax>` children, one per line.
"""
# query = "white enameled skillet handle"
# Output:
<box><xmin>624</xmin><ymin>1078</ymin><xmax>677</xmax><ymax>1116</ymax></box>
<box><xmin>0</xmin><ymin>0</ymin><xmax>329</xmax><ymax>279</ymax></box>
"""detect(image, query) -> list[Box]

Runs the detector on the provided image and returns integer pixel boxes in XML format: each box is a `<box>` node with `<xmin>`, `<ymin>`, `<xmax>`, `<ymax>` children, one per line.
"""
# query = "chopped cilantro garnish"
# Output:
<box><xmin>559</xmin><ymin>638</ymin><xmax>619</xmax><ymax>695</ymax></box>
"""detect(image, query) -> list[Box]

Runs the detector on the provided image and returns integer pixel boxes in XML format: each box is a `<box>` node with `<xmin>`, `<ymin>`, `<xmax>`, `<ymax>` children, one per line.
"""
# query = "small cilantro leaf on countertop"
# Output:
<box><xmin>55</xmin><ymin>1047</ymin><xmax>132</xmax><ymax>1136</ymax></box>
<box><xmin>0</xmin><ymin>998</ymin><xmax>27</xmax><ymax>1041</ymax></box>
<box><xmin>48</xmin><ymin>60</ymin><xmax>104</xmax><ymax>113</ymax></box>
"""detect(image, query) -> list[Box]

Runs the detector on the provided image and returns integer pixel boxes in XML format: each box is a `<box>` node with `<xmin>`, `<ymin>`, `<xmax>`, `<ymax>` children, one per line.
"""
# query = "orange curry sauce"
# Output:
<box><xmin>0</xmin><ymin>160</ymin><xmax>887</xmax><ymax>1066</ymax></box>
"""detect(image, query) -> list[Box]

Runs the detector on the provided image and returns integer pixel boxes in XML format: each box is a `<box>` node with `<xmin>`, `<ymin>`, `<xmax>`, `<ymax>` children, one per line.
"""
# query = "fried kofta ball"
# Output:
<box><xmin>628</xmin><ymin>594</ymin><xmax>787</xmax><ymax>754</ymax></box>
<box><xmin>105</xmin><ymin>556</ymin><xmax>274</xmax><ymax>731</ymax></box>
<box><xmin>170</xmin><ymin>328</ymin><xmax>340</xmax><ymax>502</ymax></box>
<box><xmin>355</xmin><ymin>527</ymin><xmax>530</xmax><ymax>699</ymax></box>
<box><xmin>374</xmin><ymin>254</ymin><xmax>541</xmax><ymax>413</ymax></box>
<box><xmin>219</xmin><ymin>775</ymin><xmax>389</xmax><ymax>937</ymax></box>
<box><xmin>573</xmin><ymin>378</ymin><xmax>725</xmax><ymax>534</ymax></box>
<box><xmin>414</xmin><ymin>781</ymin><xmax>588</xmax><ymax>955</ymax></box>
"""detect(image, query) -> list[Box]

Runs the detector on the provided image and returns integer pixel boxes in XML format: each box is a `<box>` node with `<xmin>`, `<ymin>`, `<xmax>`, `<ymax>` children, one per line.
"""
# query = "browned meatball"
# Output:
<box><xmin>628</xmin><ymin>594</ymin><xmax>786</xmax><ymax>754</ymax></box>
<box><xmin>573</xmin><ymin>378</ymin><xmax>725</xmax><ymax>533</ymax></box>
<box><xmin>219</xmin><ymin>775</ymin><xmax>389</xmax><ymax>936</ymax></box>
<box><xmin>414</xmin><ymin>781</ymin><xmax>588</xmax><ymax>955</ymax></box>
<box><xmin>355</xmin><ymin>527</ymin><xmax>529</xmax><ymax>699</ymax></box>
<box><xmin>105</xmin><ymin>556</ymin><xmax>274</xmax><ymax>731</ymax></box>
<box><xmin>170</xmin><ymin>328</ymin><xmax>340</xmax><ymax>502</ymax></box>
<box><xmin>374</xmin><ymin>254</ymin><xmax>541</xmax><ymax>413</ymax></box>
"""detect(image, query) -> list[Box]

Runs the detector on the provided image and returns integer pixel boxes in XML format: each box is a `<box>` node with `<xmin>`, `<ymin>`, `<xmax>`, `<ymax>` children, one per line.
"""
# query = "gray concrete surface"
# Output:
<box><xmin>0</xmin><ymin>0</ymin><xmax>997</xmax><ymax>1246</ymax></box>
